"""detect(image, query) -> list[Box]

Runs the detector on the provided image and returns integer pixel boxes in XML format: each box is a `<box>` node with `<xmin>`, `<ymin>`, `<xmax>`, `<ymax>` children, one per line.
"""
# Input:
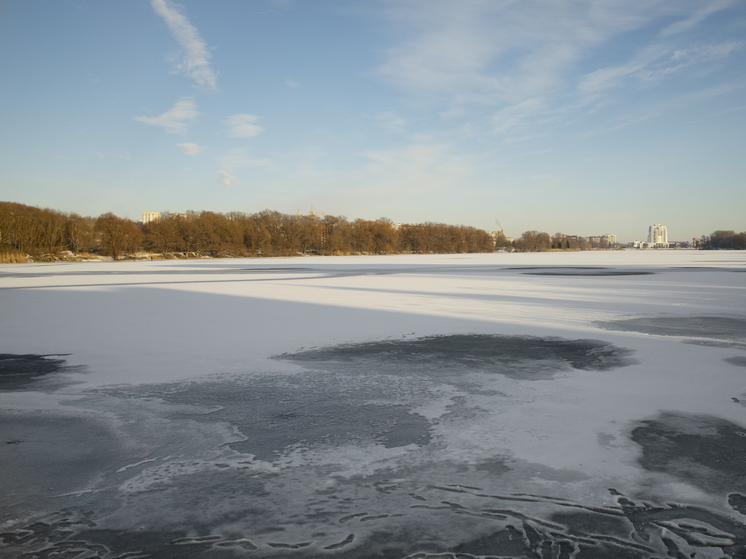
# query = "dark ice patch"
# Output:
<box><xmin>685</xmin><ymin>339</ymin><xmax>746</xmax><ymax>351</ymax></box>
<box><xmin>521</xmin><ymin>267</ymin><xmax>654</xmax><ymax>276</ymax></box>
<box><xmin>415</xmin><ymin>488</ymin><xmax>746</xmax><ymax>559</ymax></box>
<box><xmin>508</xmin><ymin>266</ymin><xmax>608</xmax><ymax>270</ymax></box>
<box><xmin>729</xmin><ymin>493</ymin><xmax>746</xmax><ymax>516</ymax></box>
<box><xmin>630</xmin><ymin>412</ymin><xmax>746</xmax><ymax>494</ymax></box>
<box><xmin>606</xmin><ymin>492</ymin><xmax>746</xmax><ymax>559</ymax></box>
<box><xmin>599</xmin><ymin>316</ymin><xmax>746</xmax><ymax>339</ymax></box>
<box><xmin>0</xmin><ymin>353</ymin><xmax>72</xmax><ymax>390</ymax></box>
<box><xmin>725</xmin><ymin>356</ymin><xmax>746</xmax><ymax>367</ymax></box>
<box><xmin>133</xmin><ymin>378</ymin><xmax>432</xmax><ymax>461</ymax></box>
<box><xmin>17</xmin><ymin>521</ymin><xmax>233</xmax><ymax>559</ymax></box>
<box><xmin>474</xmin><ymin>458</ymin><xmax>512</xmax><ymax>476</ymax></box>
<box><xmin>551</xmin><ymin>510</ymin><xmax>634</xmax><ymax>539</ymax></box>
<box><xmin>0</xmin><ymin>412</ymin><xmax>128</xmax><ymax>509</ymax></box>
<box><xmin>10</xmin><ymin>498</ymin><xmax>744</xmax><ymax>559</ymax></box>
<box><xmin>276</xmin><ymin>334</ymin><xmax>635</xmax><ymax>380</ymax></box>
<box><xmin>450</xmin><ymin>528</ymin><xmax>527</xmax><ymax>557</ymax></box>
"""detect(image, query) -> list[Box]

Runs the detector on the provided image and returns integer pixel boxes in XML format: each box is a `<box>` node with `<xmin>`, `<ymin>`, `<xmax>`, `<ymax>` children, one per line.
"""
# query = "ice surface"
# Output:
<box><xmin>1</xmin><ymin>251</ymin><xmax>746</xmax><ymax>557</ymax></box>
<box><xmin>599</xmin><ymin>316</ymin><xmax>746</xmax><ymax>339</ymax></box>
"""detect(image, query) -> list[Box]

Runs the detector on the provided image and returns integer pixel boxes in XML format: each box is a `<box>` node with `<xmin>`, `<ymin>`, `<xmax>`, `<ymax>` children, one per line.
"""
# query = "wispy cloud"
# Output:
<box><xmin>286</xmin><ymin>79</ymin><xmax>300</xmax><ymax>88</ymax></box>
<box><xmin>224</xmin><ymin>114</ymin><xmax>264</xmax><ymax>138</ymax></box>
<box><xmin>150</xmin><ymin>0</ymin><xmax>217</xmax><ymax>89</ymax></box>
<box><xmin>493</xmin><ymin>99</ymin><xmax>546</xmax><ymax>135</ymax></box>
<box><xmin>376</xmin><ymin>1</ymin><xmax>637</xmax><ymax>103</ymax></box>
<box><xmin>660</xmin><ymin>0</ymin><xmax>737</xmax><ymax>37</ymax></box>
<box><xmin>681</xmin><ymin>82</ymin><xmax>746</xmax><ymax>103</ymax></box>
<box><xmin>217</xmin><ymin>170</ymin><xmax>239</xmax><ymax>186</ymax></box>
<box><xmin>134</xmin><ymin>98</ymin><xmax>198</xmax><ymax>133</ymax></box>
<box><xmin>176</xmin><ymin>142</ymin><xmax>204</xmax><ymax>156</ymax></box>
<box><xmin>578</xmin><ymin>41</ymin><xmax>742</xmax><ymax>98</ymax></box>
<box><xmin>577</xmin><ymin>45</ymin><xmax>666</xmax><ymax>97</ymax></box>
<box><xmin>375</xmin><ymin>0</ymin><xmax>742</xmax><ymax>139</ymax></box>
<box><xmin>216</xmin><ymin>148</ymin><xmax>271</xmax><ymax>170</ymax></box>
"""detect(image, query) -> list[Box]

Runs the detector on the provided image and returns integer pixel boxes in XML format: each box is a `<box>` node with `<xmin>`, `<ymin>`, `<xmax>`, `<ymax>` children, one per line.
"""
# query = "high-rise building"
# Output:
<box><xmin>647</xmin><ymin>224</ymin><xmax>667</xmax><ymax>247</ymax></box>
<box><xmin>142</xmin><ymin>212</ymin><xmax>161</xmax><ymax>224</ymax></box>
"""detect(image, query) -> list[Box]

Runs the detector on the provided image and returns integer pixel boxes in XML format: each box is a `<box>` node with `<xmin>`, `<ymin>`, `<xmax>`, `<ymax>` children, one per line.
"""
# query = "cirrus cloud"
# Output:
<box><xmin>150</xmin><ymin>0</ymin><xmax>217</xmax><ymax>89</ymax></box>
<box><xmin>376</xmin><ymin>0</ymin><xmax>741</xmax><ymax>135</ymax></box>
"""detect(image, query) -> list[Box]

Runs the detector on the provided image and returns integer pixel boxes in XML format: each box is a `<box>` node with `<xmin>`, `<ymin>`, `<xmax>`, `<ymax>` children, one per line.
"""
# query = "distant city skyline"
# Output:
<box><xmin>1</xmin><ymin>1</ymin><xmax>744</xmax><ymax>243</ymax></box>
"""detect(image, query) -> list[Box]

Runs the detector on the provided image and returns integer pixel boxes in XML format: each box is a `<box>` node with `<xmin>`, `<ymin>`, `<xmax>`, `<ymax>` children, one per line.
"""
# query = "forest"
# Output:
<box><xmin>0</xmin><ymin>202</ymin><xmax>495</xmax><ymax>261</ymax></box>
<box><xmin>698</xmin><ymin>230</ymin><xmax>746</xmax><ymax>250</ymax></box>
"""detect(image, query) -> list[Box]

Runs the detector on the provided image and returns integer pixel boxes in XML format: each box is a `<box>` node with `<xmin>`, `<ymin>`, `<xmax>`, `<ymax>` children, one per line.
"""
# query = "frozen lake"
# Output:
<box><xmin>2</xmin><ymin>251</ymin><xmax>746</xmax><ymax>558</ymax></box>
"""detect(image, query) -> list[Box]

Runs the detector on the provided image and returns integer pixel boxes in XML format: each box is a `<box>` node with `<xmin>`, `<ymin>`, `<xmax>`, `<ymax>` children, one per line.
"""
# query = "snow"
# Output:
<box><xmin>1</xmin><ymin>250</ymin><xmax>746</xmax><ymax>558</ymax></box>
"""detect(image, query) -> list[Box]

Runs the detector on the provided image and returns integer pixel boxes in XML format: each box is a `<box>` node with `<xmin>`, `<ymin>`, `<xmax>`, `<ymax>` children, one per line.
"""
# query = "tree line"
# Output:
<box><xmin>5</xmin><ymin>201</ymin><xmax>740</xmax><ymax>262</ymax></box>
<box><xmin>698</xmin><ymin>230</ymin><xmax>746</xmax><ymax>250</ymax></box>
<box><xmin>497</xmin><ymin>231</ymin><xmax>613</xmax><ymax>252</ymax></box>
<box><xmin>0</xmin><ymin>202</ymin><xmax>495</xmax><ymax>260</ymax></box>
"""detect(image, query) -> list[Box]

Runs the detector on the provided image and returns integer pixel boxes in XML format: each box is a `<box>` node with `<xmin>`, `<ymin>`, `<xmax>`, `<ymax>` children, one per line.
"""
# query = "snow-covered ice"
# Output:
<box><xmin>1</xmin><ymin>251</ymin><xmax>746</xmax><ymax>558</ymax></box>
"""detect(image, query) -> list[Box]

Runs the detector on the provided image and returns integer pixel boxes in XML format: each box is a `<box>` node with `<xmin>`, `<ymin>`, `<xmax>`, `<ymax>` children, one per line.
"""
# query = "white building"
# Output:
<box><xmin>647</xmin><ymin>224</ymin><xmax>668</xmax><ymax>247</ymax></box>
<box><xmin>142</xmin><ymin>212</ymin><xmax>161</xmax><ymax>224</ymax></box>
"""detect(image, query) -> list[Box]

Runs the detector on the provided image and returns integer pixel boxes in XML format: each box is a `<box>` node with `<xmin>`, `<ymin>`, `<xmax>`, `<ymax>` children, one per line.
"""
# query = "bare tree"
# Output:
<box><xmin>95</xmin><ymin>213</ymin><xmax>142</xmax><ymax>259</ymax></box>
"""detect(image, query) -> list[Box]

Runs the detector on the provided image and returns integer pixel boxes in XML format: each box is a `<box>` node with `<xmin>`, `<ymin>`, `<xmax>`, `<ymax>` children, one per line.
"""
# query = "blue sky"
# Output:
<box><xmin>1</xmin><ymin>0</ymin><xmax>744</xmax><ymax>242</ymax></box>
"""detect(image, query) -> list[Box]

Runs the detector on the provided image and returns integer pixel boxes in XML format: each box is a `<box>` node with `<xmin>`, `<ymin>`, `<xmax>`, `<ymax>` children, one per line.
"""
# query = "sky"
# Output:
<box><xmin>0</xmin><ymin>0</ymin><xmax>744</xmax><ymax>242</ymax></box>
